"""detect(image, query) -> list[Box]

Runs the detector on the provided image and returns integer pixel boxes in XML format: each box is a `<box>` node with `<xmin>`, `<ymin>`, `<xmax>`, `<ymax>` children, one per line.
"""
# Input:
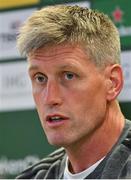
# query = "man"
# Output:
<box><xmin>16</xmin><ymin>5</ymin><xmax>131</xmax><ymax>179</ymax></box>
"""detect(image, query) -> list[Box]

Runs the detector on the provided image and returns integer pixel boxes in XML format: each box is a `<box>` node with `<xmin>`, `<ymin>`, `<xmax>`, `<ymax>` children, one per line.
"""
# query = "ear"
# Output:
<box><xmin>105</xmin><ymin>64</ymin><xmax>124</xmax><ymax>101</ymax></box>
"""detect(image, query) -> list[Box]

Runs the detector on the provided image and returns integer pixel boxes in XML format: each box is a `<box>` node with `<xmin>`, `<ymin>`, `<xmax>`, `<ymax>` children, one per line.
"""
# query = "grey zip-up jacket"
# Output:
<box><xmin>17</xmin><ymin>119</ymin><xmax>131</xmax><ymax>179</ymax></box>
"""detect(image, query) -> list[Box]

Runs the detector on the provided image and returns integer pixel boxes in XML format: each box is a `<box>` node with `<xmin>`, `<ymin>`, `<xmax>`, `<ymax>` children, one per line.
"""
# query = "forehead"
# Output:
<box><xmin>30</xmin><ymin>43</ymin><xmax>84</xmax><ymax>54</ymax></box>
<box><xmin>27</xmin><ymin>43</ymin><xmax>97</xmax><ymax>73</ymax></box>
<box><xmin>28</xmin><ymin>43</ymin><xmax>90</xmax><ymax>63</ymax></box>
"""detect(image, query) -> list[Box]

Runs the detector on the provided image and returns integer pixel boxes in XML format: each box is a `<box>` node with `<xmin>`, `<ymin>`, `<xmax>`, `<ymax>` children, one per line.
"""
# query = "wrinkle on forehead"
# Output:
<box><xmin>28</xmin><ymin>61</ymin><xmax>84</xmax><ymax>75</ymax></box>
<box><xmin>27</xmin><ymin>43</ymin><xmax>97</xmax><ymax>76</ymax></box>
<box><xmin>28</xmin><ymin>43</ymin><xmax>89</xmax><ymax>62</ymax></box>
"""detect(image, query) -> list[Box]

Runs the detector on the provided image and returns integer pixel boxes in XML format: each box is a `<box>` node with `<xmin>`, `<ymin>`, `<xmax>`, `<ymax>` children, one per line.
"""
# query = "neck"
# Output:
<box><xmin>65</xmin><ymin>101</ymin><xmax>125</xmax><ymax>173</ymax></box>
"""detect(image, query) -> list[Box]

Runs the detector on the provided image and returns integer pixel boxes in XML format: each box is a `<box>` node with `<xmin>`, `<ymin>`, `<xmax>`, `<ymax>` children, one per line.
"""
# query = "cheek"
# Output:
<box><xmin>32</xmin><ymin>89</ymin><xmax>38</xmax><ymax>104</ymax></box>
<box><xmin>32</xmin><ymin>92</ymin><xmax>45</xmax><ymax>124</ymax></box>
<box><xmin>69</xmin><ymin>82</ymin><xmax>106</xmax><ymax>115</ymax></box>
<box><xmin>32</xmin><ymin>83</ymin><xmax>44</xmax><ymax>94</ymax></box>
<box><xmin>32</xmin><ymin>88</ymin><xmax>44</xmax><ymax>113</ymax></box>
<box><xmin>32</xmin><ymin>83</ymin><xmax>44</xmax><ymax>101</ymax></box>
<box><xmin>65</xmin><ymin>87</ymin><xmax>91</xmax><ymax>117</ymax></box>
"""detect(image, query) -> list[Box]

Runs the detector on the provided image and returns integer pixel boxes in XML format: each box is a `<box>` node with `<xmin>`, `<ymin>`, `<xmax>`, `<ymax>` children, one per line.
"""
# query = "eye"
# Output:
<box><xmin>35</xmin><ymin>73</ymin><xmax>47</xmax><ymax>84</ymax></box>
<box><xmin>64</xmin><ymin>72</ymin><xmax>76</xmax><ymax>80</ymax></box>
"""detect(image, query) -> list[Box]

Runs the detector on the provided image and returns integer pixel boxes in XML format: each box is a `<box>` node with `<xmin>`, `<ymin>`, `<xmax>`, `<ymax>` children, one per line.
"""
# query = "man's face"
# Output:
<box><xmin>28</xmin><ymin>44</ymin><xmax>108</xmax><ymax>148</ymax></box>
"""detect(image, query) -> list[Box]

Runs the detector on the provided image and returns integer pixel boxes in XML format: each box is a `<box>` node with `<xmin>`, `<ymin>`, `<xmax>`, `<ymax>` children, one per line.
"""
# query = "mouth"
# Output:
<box><xmin>46</xmin><ymin>114</ymin><xmax>69</xmax><ymax>124</ymax></box>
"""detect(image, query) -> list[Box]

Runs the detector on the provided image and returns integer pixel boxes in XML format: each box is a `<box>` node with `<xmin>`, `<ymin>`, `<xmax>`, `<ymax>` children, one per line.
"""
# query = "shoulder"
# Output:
<box><xmin>102</xmin><ymin>121</ymin><xmax>131</xmax><ymax>179</ymax></box>
<box><xmin>119</xmin><ymin>151</ymin><xmax>131</xmax><ymax>178</ymax></box>
<box><xmin>16</xmin><ymin>147</ymin><xmax>66</xmax><ymax>179</ymax></box>
<box><xmin>119</xmin><ymin>124</ymin><xmax>131</xmax><ymax>178</ymax></box>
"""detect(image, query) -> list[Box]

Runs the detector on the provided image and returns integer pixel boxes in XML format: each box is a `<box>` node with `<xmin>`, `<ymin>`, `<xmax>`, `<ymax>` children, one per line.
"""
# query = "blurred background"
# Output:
<box><xmin>0</xmin><ymin>0</ymin><xmax>131</xmax><ymax>178</ymax></box>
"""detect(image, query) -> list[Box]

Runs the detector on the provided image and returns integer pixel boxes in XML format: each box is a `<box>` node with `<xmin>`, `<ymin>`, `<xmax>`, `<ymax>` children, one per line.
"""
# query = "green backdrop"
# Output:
<box><xmin>0</xmin><ymin>0</ymin><xmax>131</xmax><ymax>178</ymax></box>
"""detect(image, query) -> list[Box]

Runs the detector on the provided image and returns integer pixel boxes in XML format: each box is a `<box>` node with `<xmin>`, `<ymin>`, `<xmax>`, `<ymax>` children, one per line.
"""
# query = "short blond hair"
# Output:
<box><xmin>17</xmin><ymin>5</ymin><xmax>121</xmax><ymax>67</ymax></box>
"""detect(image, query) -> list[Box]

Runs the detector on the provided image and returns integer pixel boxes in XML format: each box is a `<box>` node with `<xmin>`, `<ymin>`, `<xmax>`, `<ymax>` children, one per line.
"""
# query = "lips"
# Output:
<box><xmin>46</xmin><ymin>114</ymin><xmax>69</xmax><ymax>123</ymax></box>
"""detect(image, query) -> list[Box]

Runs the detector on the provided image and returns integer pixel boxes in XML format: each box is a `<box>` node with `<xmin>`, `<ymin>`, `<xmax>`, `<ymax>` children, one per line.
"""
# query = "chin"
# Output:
<box><xmin>46</xmin><ymin>136</ymin><xmax>69</xmax><ymax>147</ymax></box>
<box><xmin>48</xmin><ymin>139</ymin><xmax>65</xmax><ymax>147</ymax></box>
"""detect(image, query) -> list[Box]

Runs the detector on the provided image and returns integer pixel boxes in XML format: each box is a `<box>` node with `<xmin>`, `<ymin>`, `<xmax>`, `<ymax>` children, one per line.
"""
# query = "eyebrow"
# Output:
<box><xmin>60</xmin><ymin>65</ymin><xmax>74</xmax><ymax>70</ymax></box>
<box><xmin>28</xmin><ymin>63</ymin><xmax>82</xmax><ymax>75</ymax></box>
<box><xmin>29</xmin><ymin>63</ymin><xmax>78</xmax><ymax>70</ymax></box>
<box><xmin>60</xmin><ymin>64</ymin><xmax>83</xmax><ymax>73</ymax></box>
<box><xmin>28</xmin><ymin>65</ymin><xmax>39</xmax><ymax>72</ymax></box>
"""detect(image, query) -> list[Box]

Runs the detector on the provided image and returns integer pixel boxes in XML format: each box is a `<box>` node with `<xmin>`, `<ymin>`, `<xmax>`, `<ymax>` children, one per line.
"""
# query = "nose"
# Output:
<box><xmin>43</xmin><ymin>80</ymin><xmax>63</xmax><ymax>107</ymax></box>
